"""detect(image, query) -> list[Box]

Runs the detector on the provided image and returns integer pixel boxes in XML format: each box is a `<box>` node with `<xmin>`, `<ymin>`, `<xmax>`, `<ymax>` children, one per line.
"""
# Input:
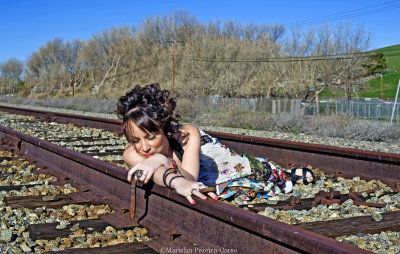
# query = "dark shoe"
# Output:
<box><xmin>288</xmin><ymin>167</ymin><xmax>315</xmax><ymax>185</ymax></box>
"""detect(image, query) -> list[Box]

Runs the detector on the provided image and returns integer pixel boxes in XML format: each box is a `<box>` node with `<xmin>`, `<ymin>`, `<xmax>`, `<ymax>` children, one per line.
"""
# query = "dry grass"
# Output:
<box><xmin>0</xmin><ymin>97</ymin><xmax>116</xmax><ymax>114</ymax></box>
<box><xmin>181</xmin><ymin>101</ymin><xmax>400</xmax><ymax>143</ymax></box>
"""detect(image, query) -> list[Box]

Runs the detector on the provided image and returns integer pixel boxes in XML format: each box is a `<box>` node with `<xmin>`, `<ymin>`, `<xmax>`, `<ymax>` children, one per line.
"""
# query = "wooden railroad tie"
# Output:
<box><xmin>296</xmin><ymin>211</ymin><xmax>400</xmax><ymax>238</ymax></box>
<box><xmin>6</xmin><ymin>194</ymin><xmax>158</xmax><ymax>253</ymax></box>
<box><xmin>0</xmin><ymin>184</ymin><xmax>40</xmax><ymax>191</ymax></box>
<box><xmin>4</xmin><ymin>194</ymin><xmax>92</xmax><ymax>209</ymax></box>
<box><xmin>44</xmin><ymin>243</ymin><xmax>158</xmax><ymax>253</ymax></box>
<box><xmin>29</xmin><ymin>219</ymin><xmax>158</xmax><ymax>253</ymax></box>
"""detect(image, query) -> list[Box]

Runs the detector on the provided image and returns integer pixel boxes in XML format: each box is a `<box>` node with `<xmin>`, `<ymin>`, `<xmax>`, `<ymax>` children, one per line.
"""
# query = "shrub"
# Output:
<box><xmin>175</xmin><ymin>98</ymin><xmax>203</xmax><ymax>122</ymax></box>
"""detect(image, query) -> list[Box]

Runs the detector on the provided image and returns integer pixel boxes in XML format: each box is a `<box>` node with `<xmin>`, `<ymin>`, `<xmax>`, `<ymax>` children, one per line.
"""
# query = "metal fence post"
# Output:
<box><xmin>391</xmin><ymin>79</ymin><xmax>400</xmax><ymax>123</ymax></box>
<box><xmin>368</xmin><ymin>101</ymin><xmax>370</xmax><ymax>118</ymax></box>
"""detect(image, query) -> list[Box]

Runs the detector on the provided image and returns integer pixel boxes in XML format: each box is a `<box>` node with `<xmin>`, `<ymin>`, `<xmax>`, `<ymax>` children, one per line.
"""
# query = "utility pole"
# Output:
<box><xmin>72</xmin><ymin>74</ymin><xmax>77</xmax><ymax>98</ymax></box>
<box><xmin>363</xmin><ymin>83</ymin><xmax>365</xmax><ymax>99</ymax></box>
<box><xmin>380</xmin><ymin>73</ymin><xmax>384</xmax><ymax>99</ymax></box>
<box><xmin>167</xmin><ymin>40</ymin><xmax>182</xmax><ymax>97</ymax></box>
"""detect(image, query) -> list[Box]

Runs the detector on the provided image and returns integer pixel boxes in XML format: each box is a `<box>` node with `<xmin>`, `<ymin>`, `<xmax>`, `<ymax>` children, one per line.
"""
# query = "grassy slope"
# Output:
<box><xmin>362</xmin><ymin>71</ymin><xmax>400</xmax><ymax>98</ymax></box>
<box><xmin>378</xmin><ymin>44</ymin><xmax>400</xmax><ymax>71</ymax></box>
<box><xmin>321</xmin><ymin>44</ymin><xmax>400</xmax><ymax>99</ymax></box>
<box><xmin>363</xmin><ymin>44</ymin><xmax>400</xmax><ymax>99</ymax></box>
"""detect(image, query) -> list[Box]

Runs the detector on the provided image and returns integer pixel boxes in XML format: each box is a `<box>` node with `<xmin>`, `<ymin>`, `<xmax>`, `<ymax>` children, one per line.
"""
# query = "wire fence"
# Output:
<box><xmin>302</xmin><ymin>98</ymin><xmax>400</xmax><ymax>123</ymax></box>
<box><xmin>194</xmin><ymin>97</ymin><xmax>400</xmax><ymax>123</ymax></box>
<box><xmin>194</xmin><ymin>97</ymin><xmax>302</xmax><ymax>114</ymax></box>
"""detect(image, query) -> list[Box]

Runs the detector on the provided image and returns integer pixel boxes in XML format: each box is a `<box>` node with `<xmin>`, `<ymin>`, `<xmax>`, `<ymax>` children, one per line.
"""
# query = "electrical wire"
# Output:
<box><xmin>169</xmin><ymin>51</ymin><xmax>380</xmax><ymax>63</ymax></box>
<box><xmin>103</xmin><ymin>57</ymin><xmax>170</xmax><ymax>80</ymax></box>
<box><xmin>284</xmin><ymin>0</ymin><xmax>400</xmax><ymax>28</ymax></box>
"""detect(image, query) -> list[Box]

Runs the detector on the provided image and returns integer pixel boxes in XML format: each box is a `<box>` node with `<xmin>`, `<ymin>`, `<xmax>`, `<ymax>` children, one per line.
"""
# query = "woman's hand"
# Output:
<box><xmin>170</xmin><ymin>177</ymin><xmax>218</xmax><ymax>204</ymax></box>
<box><xmin>127</xmin><ymin>154</ymin><xmax>170</xmax><ymax>184</ymax></box>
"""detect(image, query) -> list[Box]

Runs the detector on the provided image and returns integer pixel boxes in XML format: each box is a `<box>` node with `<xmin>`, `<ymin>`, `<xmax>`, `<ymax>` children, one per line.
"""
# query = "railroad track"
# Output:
<box><xmin>0</xmin><ymin>151</ymin><xmax>154</xmax><ymax>253</ymax></box>
<box><xmin>0</xmin><ymin>105</ymin><xmax>399</xmax><ymax>253</ymax></box>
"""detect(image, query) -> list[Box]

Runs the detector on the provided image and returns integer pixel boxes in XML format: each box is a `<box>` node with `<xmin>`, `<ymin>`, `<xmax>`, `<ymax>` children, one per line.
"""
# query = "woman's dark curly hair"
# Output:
<box><xmin>116</xmin><ymin>84</ymin><xmax>181</xmax><ymax>143</ymax></box>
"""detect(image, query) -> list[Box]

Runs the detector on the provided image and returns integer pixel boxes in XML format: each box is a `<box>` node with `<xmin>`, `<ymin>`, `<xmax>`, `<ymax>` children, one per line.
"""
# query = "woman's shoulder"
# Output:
<box><xmin>175</xmin><ymin>124</ymin><xmax>201</xmax><ymax>147</ymax></box>
<box><xmin>177</xmin><ymin>124</ymin><xmax>200</xmax><ymax>137</ymax></box>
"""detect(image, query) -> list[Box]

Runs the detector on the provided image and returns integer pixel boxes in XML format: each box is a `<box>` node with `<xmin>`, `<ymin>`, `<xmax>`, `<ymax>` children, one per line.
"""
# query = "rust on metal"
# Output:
<box><xmin>312</xmin><ymin>190</ymin><xmax>342</xmax><ymax>207</ymax></box>
<box><xmin>288</xmin><ymin>196</ymin><xmax>301</xmax><ymax>207</ymax></box>
<box><xmin>353</xmin><ymin>200</ymin><xmax>386</xmax><ymax>208</ymax></box>
<box><xmin>205</xmin><ymin>130</ymin><xmax>400</xmax><ymax>188</ymax></box>
<box><xmin>1</xmin><ymin>133</ymin><xmax>22</xmax><ymax>154</ymax></box>
<box><xmin>0</xmin><ymin>124</ymin><xmax>369</xmax><ymax>253</ymax></box>
<box><xmin>297</xmin><ymin>211</ymin><xmax>400</xmax><ymax>238</ymax></box>
<box><xmin>0</xmin><ymin>105</ymin><xmax>124</xmax><ymax>134</ymax></box>
<box><xmin>348</xmin><ymin>191</ymin><xmax>386</xmax><ymax>208</ymax></box>
<box><xmin>334</xmin><ymin>171</ymin><xmax>342</xmax><ymax>182</ymax></box>
<box><xmin>349</xmin><ymin>192</ymin><xmax>364</xmax><ymax>202</ymax></box>
<box><xmin>393</xmin><ymin>182</ymin><xmax>400</xmax><ymax>192</ymax></box>
<box><xmin>1</xmin><ymin>105</ymin><xmax>399</xmax><ymax>185</ymax></box>
<box><xmin>321</xmin><ymin>199</ymin><xmax>341</xmax><ymax>206</ymax></box>
<box><xmin>1</xmin><ymin>105</ymin><xmax>395</xmax><ymax>253</ymax></box>
<box><xmin>38</xmin><ymin>112</ymin><xmax>56</xmax><ymax>122</ymax></box>
<box><xmin>130</xmin><ymin>179</ymin><xmax>137</xmax><ymax>220</ymax></box>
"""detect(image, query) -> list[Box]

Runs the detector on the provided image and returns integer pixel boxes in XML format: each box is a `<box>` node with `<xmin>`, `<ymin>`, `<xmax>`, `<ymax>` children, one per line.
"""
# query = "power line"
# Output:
<box><xmin>103</xmin><ymin>58</ymin><xmax>170</xmax><ymax>80</ymax></box>
<box><xmin>170</xmin><ymin>51</ymin><xmax>377</xmax><ymax>63</ymax></box>
<box><xmin>284</xmin><ymin>0</ymin><xmax>400</xmax><ymax>28</ymax></box>
<box><xmin>284</xmin><ymin>0</ymin><xmax>399</xmax><ymax>25</ymax></box>
<box><xmin>174</xmin><ymin>56</ymin><xmax>366</xmax><ymax>63</ymax></box>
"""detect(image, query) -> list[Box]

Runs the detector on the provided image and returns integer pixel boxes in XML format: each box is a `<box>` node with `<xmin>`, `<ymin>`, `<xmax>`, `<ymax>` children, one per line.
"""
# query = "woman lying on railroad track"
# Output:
<box><xmin>116</xmin><ymin>83</ymin><xmax>314</xmax><ymax>204</ymax></box>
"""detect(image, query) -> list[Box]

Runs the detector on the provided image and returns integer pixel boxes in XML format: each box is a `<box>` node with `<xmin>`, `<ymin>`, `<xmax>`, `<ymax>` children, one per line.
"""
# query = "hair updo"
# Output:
<box><xmin>116</xmin><ymin>84</ymin><xmax>181</xmax><ymax>143</ymax></box>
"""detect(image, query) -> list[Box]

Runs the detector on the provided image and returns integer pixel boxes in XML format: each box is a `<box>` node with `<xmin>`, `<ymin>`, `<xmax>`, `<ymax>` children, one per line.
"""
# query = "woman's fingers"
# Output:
<box><xmin>127</xmin><ymin>165</ymin><xmax>155</xmax><ymax>184</ymax></box>
<box><xmin>176</xmin><ymin>181</ymin><xmax>220</xmax><ymax>204</ymax></box>
<box><xmin>127</xmin><ymin>166</ymin><xmax>139</xmax><ymax>182</ymax></box>
<box><xmin>139</xmin><ymin>172</ymin><xmax>147</xmax><ymax>182</ymax></box>
<box><xmin>186</xmin><ymin>190</ymin><xmax>206</xmax><ymax>204</ymax></box>
<box><xmin>207</xmin><ymin>192</ymin><xmax>218</xmax><ymax>200</ymax></box>
<box><xmin>197</xmin><ymin>185</ymin><xmax>217</xmax><ymax>199</ymax></box>
<box><xmin>143</xmin><ymin>171</ymin><xmax>152</xmax><ymax>184</ymax></box>
<box><xmin>191</xmin><ymin>189</ymin><xmax>207</xmax><ymax>200</ymax></box>
<box><xmin>127</xmin><ymin>167</ymin><xmax>147</xmax><ymax>183</ymax></box>
<box><xmin>185</xmin><ymin>194</ymin><xmax>196</xmax><ymax>204</ymax></box>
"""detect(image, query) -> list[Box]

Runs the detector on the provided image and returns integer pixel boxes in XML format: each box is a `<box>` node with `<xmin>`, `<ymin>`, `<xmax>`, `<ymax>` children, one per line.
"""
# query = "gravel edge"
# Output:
<box><xmin>2</xmin><ymin>102</ymin><xmax>399</xmax><ymax>154</ymax></box>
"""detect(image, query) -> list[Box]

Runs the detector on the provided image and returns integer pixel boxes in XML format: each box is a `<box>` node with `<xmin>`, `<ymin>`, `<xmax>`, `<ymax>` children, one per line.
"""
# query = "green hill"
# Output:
<box><xmin>361</xmin><ymin>71</ymin><xmax>400</xmax><ymax>99</ymax></box>
<box><xmin>377</xmin><ymin>44</ymin><xmax>400</xmax><ymax>71</ymax></box>
<box><xmin>321</xmin><ymin>44</ymin><xmax>400</xmax><ymax>99</ymax></box>
<box><xmin>364</xmin><ymin>44</ymin><xmax>400</xmax><ymax>99</ymax></box>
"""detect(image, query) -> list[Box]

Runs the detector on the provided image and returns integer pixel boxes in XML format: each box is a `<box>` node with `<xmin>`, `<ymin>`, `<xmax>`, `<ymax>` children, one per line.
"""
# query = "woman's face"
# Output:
<box><xmin>127</xmin><ymin>121</ymin><xmax>169</xmax><ymax>157</ymax></box>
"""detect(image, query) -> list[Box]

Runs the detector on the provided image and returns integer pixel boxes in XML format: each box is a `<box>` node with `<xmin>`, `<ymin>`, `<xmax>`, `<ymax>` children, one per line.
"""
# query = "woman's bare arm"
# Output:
<box><xmin>175</xmin><ymin>124</ymin><xmax>201</xmax><ymax>181</ymax></box>
<box><xmin>124</xmin><ymin>144</ymin><xmax>208</xmax><ymax>204</ymax></box>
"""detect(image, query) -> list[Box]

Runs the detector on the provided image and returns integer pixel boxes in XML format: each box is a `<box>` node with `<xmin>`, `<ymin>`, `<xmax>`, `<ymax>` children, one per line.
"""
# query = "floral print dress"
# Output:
<box><xmin>197</xmin><ymin>130</ymin><xmax>293</xmax><ymax>200</ymax></box>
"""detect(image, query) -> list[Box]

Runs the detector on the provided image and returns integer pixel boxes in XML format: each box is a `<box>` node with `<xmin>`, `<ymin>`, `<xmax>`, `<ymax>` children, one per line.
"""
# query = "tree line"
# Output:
<box><xmin>0</xmin><ymin>10</ymin><xmax>387</xmax><ymax>100</ymax></box>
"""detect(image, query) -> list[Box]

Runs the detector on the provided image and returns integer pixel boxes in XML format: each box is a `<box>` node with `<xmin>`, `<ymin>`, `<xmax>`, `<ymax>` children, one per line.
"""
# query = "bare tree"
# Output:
<box><xmin>280</xmin><ymin>22</ymin><xmax>370</xmax><ymax>105</ymax></box>
<box><xmin>20</xmin><ymin>12</ymin><xmax>372</xmax><ymax>100</ymax></box>
<box><xmin>25</xmin><ymin>38</ymin><xmax>84</xmax><ymax>97</ymax></box>
<box><xmin>0</xmin><ymin>58</ymin><xmax>24</xmax><ymax>95</ymax></box>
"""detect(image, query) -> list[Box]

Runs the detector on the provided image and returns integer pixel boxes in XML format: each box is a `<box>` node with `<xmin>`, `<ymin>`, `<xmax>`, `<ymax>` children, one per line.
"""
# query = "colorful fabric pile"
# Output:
<box><xmin>198</xmin><ymin>131</ymin><xmax>293</xmax><ymax>201</ymax></box>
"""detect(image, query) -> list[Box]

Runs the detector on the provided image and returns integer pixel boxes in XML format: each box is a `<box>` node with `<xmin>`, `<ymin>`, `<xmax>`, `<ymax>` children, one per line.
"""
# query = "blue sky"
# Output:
<box><xmin>1</xmin><ymin>0</ymin><xmax>399</xmax><ymax>63</ymax></box>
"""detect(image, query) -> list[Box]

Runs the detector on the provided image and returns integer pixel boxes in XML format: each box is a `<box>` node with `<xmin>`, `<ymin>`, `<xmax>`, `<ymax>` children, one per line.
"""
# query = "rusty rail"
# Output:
<box><xmin>1</xmin><ymin>105</ymin><xmax>399</xmax><ymax>253</ymax></box>
<box><xmin>1</xmin><ymin>105</ymin><xmax>399</xmax><ymax>189</ymax></box>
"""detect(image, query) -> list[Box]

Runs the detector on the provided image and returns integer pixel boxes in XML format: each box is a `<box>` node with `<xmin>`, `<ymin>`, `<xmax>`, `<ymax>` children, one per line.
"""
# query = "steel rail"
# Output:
<box><xmin>0</xmin><ymin>105</ymin><xmax>123</xmax><ymax>134</ymax></box>
<box><xmin>1</xmin><ymin>105</ymin><xmax>399</xmax><ymax>188</ymax></box>
<box><xmin>0</xmin><ymin>115</ymin><xmax>370</xmax><ymax>253</ymax></box>
<box><xmin>205</xmin><ymin>131</ymin><xmax>400</xmax><ymax>190</ymax></box>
